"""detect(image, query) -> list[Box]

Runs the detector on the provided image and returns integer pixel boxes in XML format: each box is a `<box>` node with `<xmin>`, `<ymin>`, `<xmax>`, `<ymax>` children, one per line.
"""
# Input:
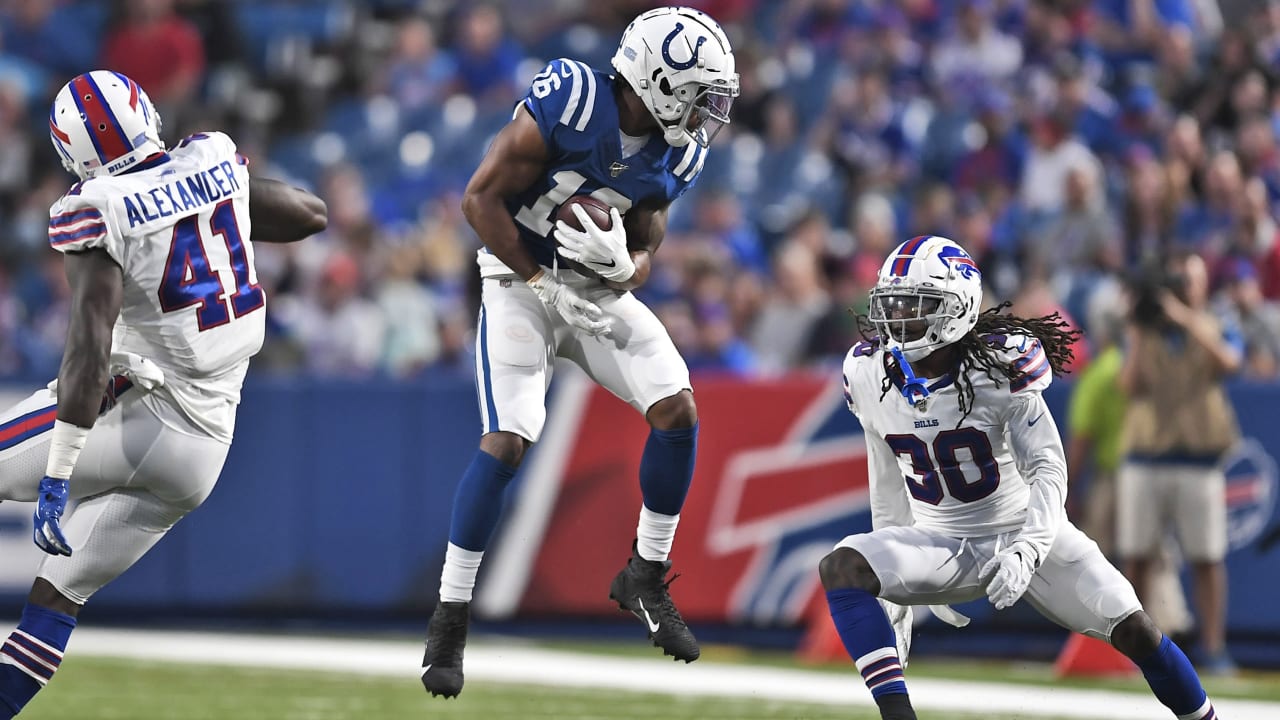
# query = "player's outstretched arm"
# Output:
<box><xmin>58</xmin><ymin>249</ymin><xmax>123</xmax><ymax>429</ymax></box>
<box><xmin>248</xmin><ymin>176</ymin><xmax>328</xmax><ymax>243</ymax></box>
<box><xmin>461</xmin><ymin>108</ymin><xmax>549</xmax><ymax>281</ymax></box>
<box><xmin>32</xmin><ymin>248</ymin><xmax>123</xmax><ymax>556</ymax></box>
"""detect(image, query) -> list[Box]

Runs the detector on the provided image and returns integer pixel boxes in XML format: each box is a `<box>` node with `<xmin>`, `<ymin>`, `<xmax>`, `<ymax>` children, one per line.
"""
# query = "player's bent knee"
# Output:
<box><xmin>647</xmin><ymin>390</ymin><xmax>697</xmax><ymax>430</ymax></box>
<box><xmin>28</xmin><ymin>578</ymin><xmax>81</xmax><ymax>618</ymax></box>
<box><xmin>819</xmin><ymin>546</ymin><xmax>881</xmax><ymax>594</ymax></box>
<box><xmin>478</xmin><ymin>431</ymin><xmax>530</xmax><ymax>468</ymax></box>
<box><xmin>1109</xmin><ymin>611</ymin><xmax>1162</xmax><ymax>659</ymax></box>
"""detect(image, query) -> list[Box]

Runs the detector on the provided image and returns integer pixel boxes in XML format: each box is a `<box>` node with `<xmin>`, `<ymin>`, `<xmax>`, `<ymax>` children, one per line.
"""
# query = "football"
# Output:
<box><xmin>555</xmin><ymin>195</ymin><xmax>613</xmax><ymax>232</ymax></box>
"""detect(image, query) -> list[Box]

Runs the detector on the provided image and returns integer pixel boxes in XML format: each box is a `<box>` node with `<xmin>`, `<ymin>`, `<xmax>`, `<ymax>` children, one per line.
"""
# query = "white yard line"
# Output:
<box><xmin>66</xmin><ymin>628</ymin><xmax>1278</xmax><ymax>720</ymax></box>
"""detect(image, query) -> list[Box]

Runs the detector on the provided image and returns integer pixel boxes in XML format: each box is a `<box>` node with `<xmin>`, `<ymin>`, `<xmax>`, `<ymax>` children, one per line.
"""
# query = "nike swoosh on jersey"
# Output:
<box><xmin>636</xmin><ymin>598</ymin><xmax>660</xmax><ymax>632</ymax></box>
<box><xmin>592</xmin><ymin>259</ymin><xmax>617</xmax><ymax>268</ymax></box>
<box><xmin>1028</xmin><ymin>413</ymin><xmax>1045</xmax><ymax>426</ymax></box>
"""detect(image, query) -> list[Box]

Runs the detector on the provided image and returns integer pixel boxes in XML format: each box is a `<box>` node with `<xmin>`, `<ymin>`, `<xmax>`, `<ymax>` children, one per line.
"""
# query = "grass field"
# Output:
<box><xmin>14</xmin><ymin>630</ymin><xmax>1280</xmax><ymax>720</ymax></box>
<box><xmin>19</xmin><ymin>656</ymin><xmax>1072</xmax><ymax>720</ymax></box>
<box><xmin>540</xmin><ymin>639</ymin><xmax>1280</xmax><ymax>702</ymax></box>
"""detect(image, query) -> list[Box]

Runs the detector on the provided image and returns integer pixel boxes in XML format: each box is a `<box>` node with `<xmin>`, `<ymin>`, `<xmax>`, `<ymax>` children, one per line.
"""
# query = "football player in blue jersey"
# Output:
<box><xmin>420</xmin><ymin>7</ymin><xmax>738</xmax><ymax>698</ymax></box>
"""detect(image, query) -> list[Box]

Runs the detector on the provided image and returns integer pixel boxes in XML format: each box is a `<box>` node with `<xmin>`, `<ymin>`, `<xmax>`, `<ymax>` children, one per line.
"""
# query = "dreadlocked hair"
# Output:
<box><xmin>854</xmin><ymin>302</ymin><xmax>1082</xmax><ymax>425</ymax></box>
<box><xmin>951</xmin><ymin>302</ymin><xmax>1081</xmax><ymax>423</ymax></box>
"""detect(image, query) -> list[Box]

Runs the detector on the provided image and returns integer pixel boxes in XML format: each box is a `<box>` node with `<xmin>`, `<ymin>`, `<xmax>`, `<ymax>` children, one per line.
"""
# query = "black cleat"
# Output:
<box><xmin>874</xmin><ymin>692</ymin><xmax>918</xmax><ymax>720</ymax></box>
<box><xmin>608</xmin><ymin>541</ymin><xmax>700</xmax><ymax>662</ymax></box>
<box><xmin>421</xmin><ymin>601</ymin><xmax>469</xmax><ymax>698</ymax></box>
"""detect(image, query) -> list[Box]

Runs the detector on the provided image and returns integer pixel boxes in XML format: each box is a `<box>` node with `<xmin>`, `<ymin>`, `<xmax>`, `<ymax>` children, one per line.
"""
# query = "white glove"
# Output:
<box><xmin>527</xmin><ymin>271</ymin><xmax>611</xmax><ymax>337</ymax></box>
<box><xmin>553</xmin><ymin>205</ymin><xmax>635</xmax><ymax>284</ymax></box>
<box><xmin>878</xmin><ymin>599</ymin><xmax>913</xmax><ymax>667</ymax></box>
<box><xmin>109</xmin><ymin>352</ymin><xmax>166</xmax><ymax>391</ymax></box>
<box><xmin>980</xmin><ymin>540</ymin><xmax>1039</xmax><ymax>610</ymax></box>
<box><xmin>46</xmin><ymin>352</ymin><xmax>166</xmax><ymax>395</ymax></box>
<box><xmin>926</xmin><ymin>604</ymin><xmax>971</xmax><ymax>628</ymax></box>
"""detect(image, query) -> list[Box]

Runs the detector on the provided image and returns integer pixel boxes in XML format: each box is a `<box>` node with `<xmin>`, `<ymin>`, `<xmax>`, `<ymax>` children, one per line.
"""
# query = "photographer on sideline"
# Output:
<box><xmin>1067</xmin><ymin>297</ymin><xmax>1192</xmax><ymax>638</ymax></box>
<box><xmin>1117</xmin><ymin>251</ymin><xmax>1243</xmax><ymax>675</ymax></box>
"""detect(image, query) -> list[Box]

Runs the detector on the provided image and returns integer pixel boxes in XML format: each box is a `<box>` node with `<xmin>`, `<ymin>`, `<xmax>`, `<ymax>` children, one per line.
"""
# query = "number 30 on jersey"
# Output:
<box><xmin>885</xmin><ymin>428</ymin><xmax>1001</xmax><ymax>504</ymax></box>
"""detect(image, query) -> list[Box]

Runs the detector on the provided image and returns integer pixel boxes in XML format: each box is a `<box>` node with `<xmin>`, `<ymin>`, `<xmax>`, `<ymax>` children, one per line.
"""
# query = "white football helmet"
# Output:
<box><xmin>611</xmin><ymin>6</ymin><xmax>739</xmax><ymax>148</ymax></box>
<box><xmin>49</xmin><ymin>70</ymin><xmax>164</xmax><ymax>180</ymax></box>
<box><xmin>869</xmin><ymin>235</ymin><xmax>983</xmax><ymax>362</ymax></box>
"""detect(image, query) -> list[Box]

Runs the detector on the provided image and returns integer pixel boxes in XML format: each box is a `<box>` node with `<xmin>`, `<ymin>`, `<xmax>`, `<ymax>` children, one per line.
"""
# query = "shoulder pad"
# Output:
<box><xmin>982</xmin><ymin>333</ymin><xmax>1052</xmax><ymax>394</ymax></box>
<box><xmin>48</xmin><ymin>187</ymin><xmax>112</xmax><ymax>257</ymax></box>
<box><xmin>847</xmin><ymin>336</ymin><xmax>882</xmax><ymax>361</ymax></box>
<box><xmin>173</xmin><ymin>131</ymin><xmax>245</xmax><ymax>166</ymax></box>
<box><xmin>521</xmin><ymin>58</ymin><xmax>602</xmax><ymax>143</ymax></box>
<box><xmin>668</xmin><ymin>141</ymin><xmax>709</xmax><ymax>195</ymax></box>
<box><xmin>842</xmin><ymin>337</ymin><xmax>884</xmax><ymax>414</ymax></box>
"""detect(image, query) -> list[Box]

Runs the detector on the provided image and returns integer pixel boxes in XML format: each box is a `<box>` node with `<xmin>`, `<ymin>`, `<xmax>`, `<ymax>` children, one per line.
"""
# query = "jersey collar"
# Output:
<box><xmin>120</xmin><ymin>152</ymin><xmax>172</xmax><ymax>175</ymax></box>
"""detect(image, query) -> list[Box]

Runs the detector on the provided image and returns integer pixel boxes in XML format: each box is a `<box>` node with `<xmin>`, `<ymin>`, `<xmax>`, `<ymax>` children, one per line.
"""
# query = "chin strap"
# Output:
<box><xmin>889</xmin><ymin>347</ymin><xmax>931</xmax><ymax>407</ymax></box>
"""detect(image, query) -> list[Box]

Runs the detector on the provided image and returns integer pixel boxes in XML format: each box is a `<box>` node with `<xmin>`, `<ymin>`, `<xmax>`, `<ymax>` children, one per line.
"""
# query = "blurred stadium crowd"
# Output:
<box><xmin>1</xmin><ymin>0</ymin><xmax>1280</xmax><ymax>382</ymax></box>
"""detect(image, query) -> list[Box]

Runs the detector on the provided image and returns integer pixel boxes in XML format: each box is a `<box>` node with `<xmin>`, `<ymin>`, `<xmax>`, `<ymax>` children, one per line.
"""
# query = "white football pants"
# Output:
<box><xmin>0</xmin><ymin>383</ymin><xmax>229</xmax><ymax>603</ymax></box>
<box><xmin>475</xmin><ymin>272</ymin><xmax>692</xmax><ymax>441</ymax></box>
<box><xmin>838</xmin><ymin>522</ymin><xmax>1143</xmax><ymax>640</ymax></box>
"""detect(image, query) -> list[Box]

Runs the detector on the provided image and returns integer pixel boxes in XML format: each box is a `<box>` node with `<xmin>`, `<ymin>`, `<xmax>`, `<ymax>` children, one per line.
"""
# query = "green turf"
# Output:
<box><xmin>531</xmin><ymin>638</ymin><xmax>1280</xmax><ymax>702</ymax></box>
<box><xmin>905</xmin><ymin>657</ymin><xmax>1280</xmax><ymax>702</ymax></box>
<box><xmin>17</xmin><ymin>639</ymin><xmax>1280</xmax><ymax>719</ymax></box>
<box><xmin>19</xmin><ymin>656</ymin><xmax>1077</xmax><ymax>720</ymax></box>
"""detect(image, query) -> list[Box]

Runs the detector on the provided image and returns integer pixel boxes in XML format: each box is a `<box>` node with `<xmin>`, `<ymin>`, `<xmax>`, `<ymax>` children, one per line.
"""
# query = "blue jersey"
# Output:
<box><xmin>504</xmin><ymin>58</ymin><xmax>708</xmax><ymax>268</ymax></box>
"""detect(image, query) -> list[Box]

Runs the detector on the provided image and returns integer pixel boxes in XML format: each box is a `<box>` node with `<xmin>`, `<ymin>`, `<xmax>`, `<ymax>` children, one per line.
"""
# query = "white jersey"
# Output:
<box><xmin>842</xmin><ymin>333</ymin><xmax>1068</xmax><ymax>559</ymax></box>
<box><xmin>47</xmin><ymin>132</ymin><xmax>261</xmax><ymax>443</ymax></box>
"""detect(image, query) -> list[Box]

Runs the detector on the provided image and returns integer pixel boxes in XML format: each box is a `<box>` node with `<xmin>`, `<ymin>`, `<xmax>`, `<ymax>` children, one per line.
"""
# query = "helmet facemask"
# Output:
<box><xmin>869</xmin><ymin>285</ymin><xmax>966</xmax><ymax>362</ymax></box>
<box><xmin>661</xmin><ymin>80</ymin><xmax>736</xmax><ymax>147</ymax></box>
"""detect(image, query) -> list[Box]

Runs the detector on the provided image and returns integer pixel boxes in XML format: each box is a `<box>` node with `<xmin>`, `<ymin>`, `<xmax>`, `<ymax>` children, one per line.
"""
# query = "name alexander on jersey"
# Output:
<box><xmin>120</xmin><ymin>160</ymin><xmax>243</xmax><ymax>229</ymax></box>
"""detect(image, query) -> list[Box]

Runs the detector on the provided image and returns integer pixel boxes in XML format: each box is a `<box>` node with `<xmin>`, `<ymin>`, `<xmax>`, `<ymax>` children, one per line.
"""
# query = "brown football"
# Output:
<box><xmin>555</xmin><ymin>195</ymin><xmax>613</xmax><ymax>231</ymax></box>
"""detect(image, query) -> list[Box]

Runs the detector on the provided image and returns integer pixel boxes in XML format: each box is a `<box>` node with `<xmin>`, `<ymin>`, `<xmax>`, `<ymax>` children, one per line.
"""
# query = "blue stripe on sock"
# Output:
<box><xmin>0</xmin><ymin>604</ymin><xmax>75</xmax><ymax>715</ymax></box>
<box><xmin>448</xmin><ymin>449</ymin><xmax>518</xmax><ymax>551</ymax></box>
<box><xmin>17</xmin><ymin>605</ymin><xmax>74</xmax><ymax>655</ymax></box>
<box><xmin>0</xmin><ymin>643</ymin><xmax>50</xmax><ymax>680</ymax></box>
<box><xmin>639</xmin><ymin>422</ymin><xmax>698</xmax><ymax>515</ymax></box>
<box><xmin>825</xmin><ymin>588</ymin><xmax>908</xmax><ymax>699</ymax></box>
<box><xmin>1135</xmin><ymin>635</ymin><xmax>1209</xmax><ymax>717</ymax></box>
<box><xmin>862</xmin><ymin>656</ymin><xmax>899</xmax><ymax>676</ymax></box>
<box><xmin>6</xmin><ymin>635</ymin><xmax>57</xmax><ymax>667</ymax></box>
<box><xmin>867</xmin><ymin>676</ymin><xmax>907</xmax><ymax>698</ymax></box>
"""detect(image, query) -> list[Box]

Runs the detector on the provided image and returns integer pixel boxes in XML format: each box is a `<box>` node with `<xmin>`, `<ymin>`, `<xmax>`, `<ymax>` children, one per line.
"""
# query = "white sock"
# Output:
<box><xmin>439</xmin><ymin>542</ymin><xmax>485</xmax><ymax>603</ymax></box>
<box><xmin>636</xmin><ymin>506</ymin><xmax>680</xmax><ymax>562</ymax></box>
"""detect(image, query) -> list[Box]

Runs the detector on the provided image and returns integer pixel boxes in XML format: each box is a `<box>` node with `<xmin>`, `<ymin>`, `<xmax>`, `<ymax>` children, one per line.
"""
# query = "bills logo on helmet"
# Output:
<box><xmin>937</xmin><ymin>244</ymin><xmax>980</xmax><ymax>280</ymax></box>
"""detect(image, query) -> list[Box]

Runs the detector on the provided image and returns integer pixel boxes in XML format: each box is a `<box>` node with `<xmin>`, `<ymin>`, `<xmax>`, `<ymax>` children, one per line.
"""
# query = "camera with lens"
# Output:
<box><xmin>1127</xmin><ymin>263</ymin><xmax>1186</xmax><ymax>328</ymax></box>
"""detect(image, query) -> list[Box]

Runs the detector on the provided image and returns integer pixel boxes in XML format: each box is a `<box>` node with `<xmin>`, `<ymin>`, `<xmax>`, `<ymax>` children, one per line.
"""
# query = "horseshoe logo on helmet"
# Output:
<box><xmin>661</xmin><ymin>22</ymin><xmax>707</xmax><ymax>71</ymax></box>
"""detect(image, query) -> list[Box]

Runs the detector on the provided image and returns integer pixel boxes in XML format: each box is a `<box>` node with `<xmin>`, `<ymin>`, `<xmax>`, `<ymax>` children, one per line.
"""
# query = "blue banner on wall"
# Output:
<box><xmin>0</xmin><ymin>374</ymin><xmax>1276</xmax><ymax>662</ymax></box>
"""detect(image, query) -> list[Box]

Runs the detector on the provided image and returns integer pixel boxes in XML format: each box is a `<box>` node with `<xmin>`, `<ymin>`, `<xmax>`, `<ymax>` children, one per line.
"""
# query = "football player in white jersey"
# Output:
<box><xmin>822</xmin><ymin>236</ymin><xmax>1222</xmax><ymax>720</ymax></box>
<box><xmin>0</xmin><ymin>71</ymin><xmax>325</xmax><ymax>718</ymax></box>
